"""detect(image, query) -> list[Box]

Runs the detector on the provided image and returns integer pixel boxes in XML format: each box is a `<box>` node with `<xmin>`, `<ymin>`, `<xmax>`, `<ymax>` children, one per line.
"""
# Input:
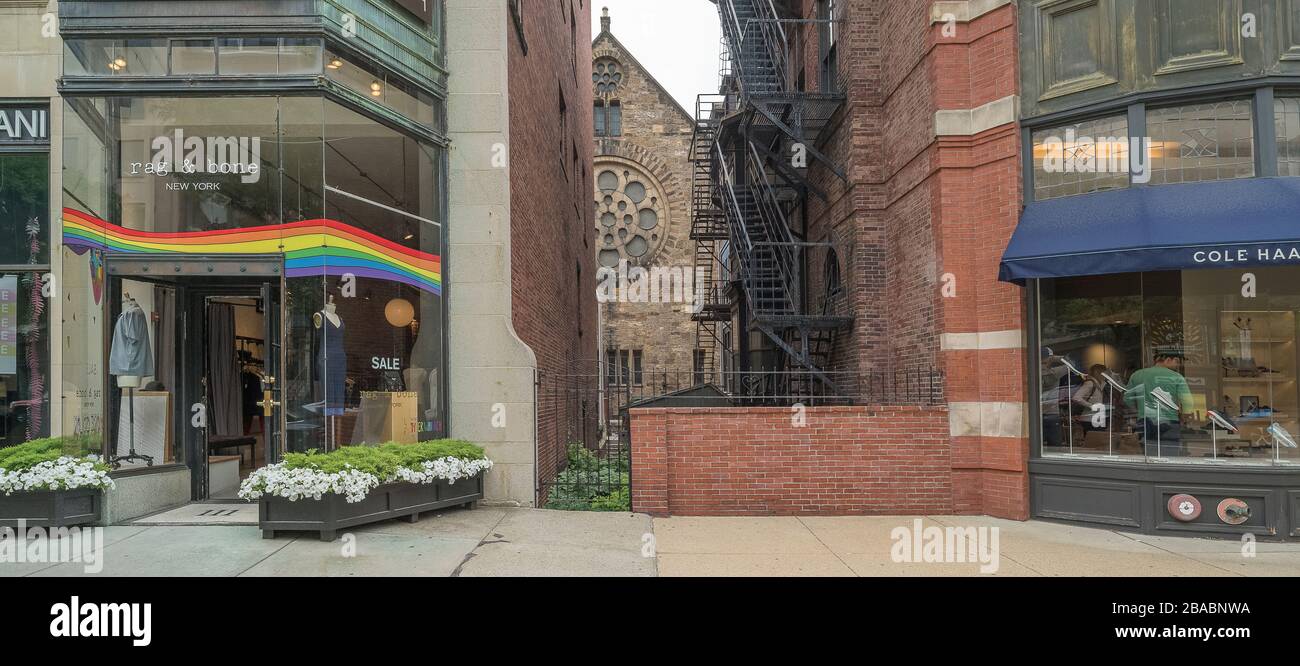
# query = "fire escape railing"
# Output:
<box><xmin>752</xmin><ymin>0</ymin><xmax>789</xmax><ymax>91</ymax></box>
<box><xmin>719</xmin><ymin>0</ymin><xmax>791</xmax><ymax>97</ymax></box>
<box><xmin>691</xmin><ymin>0</ymin><xmax>853</xmax><ymax>399</ymax></box>
<box><xmin>744</xmin><ymin>141</ymin><xmax>799</xmax><ymax>315</ymax></box>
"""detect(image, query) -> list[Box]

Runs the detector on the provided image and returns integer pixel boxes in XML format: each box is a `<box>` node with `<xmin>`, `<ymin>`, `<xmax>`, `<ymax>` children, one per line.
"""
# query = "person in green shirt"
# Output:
<box><xmin>1124</xmin><ymin>352</ymin><xmax>1196</xmax><ymax>457</ymax></box>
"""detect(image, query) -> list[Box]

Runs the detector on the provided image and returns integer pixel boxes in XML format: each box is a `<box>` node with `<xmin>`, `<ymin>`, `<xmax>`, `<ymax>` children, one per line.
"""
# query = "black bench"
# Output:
<box><xmin>208</xmin><ymin>436</ymin><xmax>257</xmax><ymax>466</ymax></box>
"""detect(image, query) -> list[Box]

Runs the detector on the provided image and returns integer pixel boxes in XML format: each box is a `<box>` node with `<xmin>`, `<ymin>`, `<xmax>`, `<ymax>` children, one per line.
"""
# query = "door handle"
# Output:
<box><xmin>257</xmin><ymin>390</ymin><xmax>281</xmax><ymax>417</ymax></box>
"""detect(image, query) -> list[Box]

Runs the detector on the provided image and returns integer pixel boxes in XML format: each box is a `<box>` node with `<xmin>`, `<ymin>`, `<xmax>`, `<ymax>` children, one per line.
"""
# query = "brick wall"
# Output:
<box><xmin>507</xmin><ymin>0</ymin><xmax>598</xmax><ymax>497</ymax></box>
<box><xmin>631</xmin><ymin>405</ymin><xmax>951</xmax><ymax>516</ymax></box>
<box><xmin>785</xmin><ymin>0</ymin><xmax>1027</xmax><ymax>519</ymax></box>
<box><xmin>926</xmin><ymin>5</ymin><xmax>1028</xmax><ymax>520</ymax></box>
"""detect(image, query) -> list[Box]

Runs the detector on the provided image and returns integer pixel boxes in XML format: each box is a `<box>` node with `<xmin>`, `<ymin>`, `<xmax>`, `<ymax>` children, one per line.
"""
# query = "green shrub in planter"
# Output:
<box><xmin>240</xmin><ymin>439</ymin><xmax>493</xmax><ymax>503</ymax></box>
<box><xmin>0</xmin><ymin>435</ymin><xmax>113</xmax><ymax>494</ymax></box>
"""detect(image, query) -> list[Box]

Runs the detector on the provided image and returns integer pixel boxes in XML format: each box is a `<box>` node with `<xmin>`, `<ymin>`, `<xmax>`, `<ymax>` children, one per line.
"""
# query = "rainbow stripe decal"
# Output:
<box><xmin>62</xmin><ymin>208</ymin><xmax>441</xmax><ymax>295</ymax></box>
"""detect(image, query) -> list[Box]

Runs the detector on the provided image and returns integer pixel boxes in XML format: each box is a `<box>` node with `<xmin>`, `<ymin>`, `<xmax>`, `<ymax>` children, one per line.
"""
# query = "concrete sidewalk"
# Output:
<box><xmin>2</xmin><ymin>507</ymin><xmax>656</xmax><ymax>577</ymax></box>
<box><xmin>5</xmin><ymin>507</ymin><xmax>1299</xmax><ymax>576</ymax></box>
<box><xmin>652</xmin><ymin>515</ymin><xmax>1300</xmax><ymax>576</ymax></box>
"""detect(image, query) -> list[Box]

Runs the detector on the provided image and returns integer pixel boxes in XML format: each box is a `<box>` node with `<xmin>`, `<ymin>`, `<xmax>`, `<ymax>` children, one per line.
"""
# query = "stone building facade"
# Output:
<box><xmin>592</xmin><ymin>9</ymin><xmax>699</xmax><ymax>380</ymax></box>
<box><xmin>0</xmin><ymin>0</ymin><xmax>597</xmax><ymax>516</ymax></box>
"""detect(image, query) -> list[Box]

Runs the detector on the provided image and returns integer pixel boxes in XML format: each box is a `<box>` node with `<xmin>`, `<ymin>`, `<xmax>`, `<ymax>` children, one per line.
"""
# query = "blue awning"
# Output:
<box><xmin>999</xmin><ymin>177</ymin><xmax>1300</xmax><ymax>282</ymax></box>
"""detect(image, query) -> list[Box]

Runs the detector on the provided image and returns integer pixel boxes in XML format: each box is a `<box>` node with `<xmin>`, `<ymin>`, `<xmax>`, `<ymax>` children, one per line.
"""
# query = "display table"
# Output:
<box><xmin>357</xmin><ymin>391</ymin><xmax>419</xmax><ymax>444</ymax></box>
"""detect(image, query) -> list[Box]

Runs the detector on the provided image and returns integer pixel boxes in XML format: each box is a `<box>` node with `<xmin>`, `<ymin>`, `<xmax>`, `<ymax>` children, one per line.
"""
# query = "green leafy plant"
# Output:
<box><xmin>544</xmin><ymin>442</ymin><xmax>630</xmax><ymax>512</ymax></box>
<box><xmin>0</xmin><ymin>435</ymin><xmax>105</xmax><ymax>473</ymax></box>
<box><xmin>279</xmin><ymin>439</ymin><xmax>489</xmax><ymax>478</ymax></box>
<box><xmin>0</xmin><ymin>435</ymin><xmax>114</xmax><ymax>493</ymax></box>
<box><xmin>240</xmin><ymin>439</ymin><xmax>493</xmax><ymax>503</ymax></box>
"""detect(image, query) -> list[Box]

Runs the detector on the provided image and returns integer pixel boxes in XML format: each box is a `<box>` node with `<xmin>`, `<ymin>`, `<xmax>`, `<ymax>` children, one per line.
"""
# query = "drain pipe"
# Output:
<box><xmin>533</xmin><ymin>367</ymin><xmax>540</xmax><ymax>507</ymax></box>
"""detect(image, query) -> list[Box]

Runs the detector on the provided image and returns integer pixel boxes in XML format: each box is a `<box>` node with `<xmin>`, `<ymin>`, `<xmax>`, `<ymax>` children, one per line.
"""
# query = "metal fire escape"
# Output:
<box><xmin>692</xmin><ymin>0</ymin><xmax>852</xmax><ymax>398</ymax></box>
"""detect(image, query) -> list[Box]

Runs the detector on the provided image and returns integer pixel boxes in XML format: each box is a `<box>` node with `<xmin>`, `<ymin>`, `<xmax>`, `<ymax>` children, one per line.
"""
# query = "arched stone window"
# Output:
<box><xmin>594</xmin><ymin>157</ymin><xmax>669</xmax><ymax>267</ymax></box>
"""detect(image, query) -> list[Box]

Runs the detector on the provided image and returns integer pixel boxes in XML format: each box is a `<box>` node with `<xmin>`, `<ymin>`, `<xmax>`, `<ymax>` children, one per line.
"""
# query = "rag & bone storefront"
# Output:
<box><xmin>56</xmin><ymin>1</ymin><xmax>448</xmax><ymax>512</ymax></box>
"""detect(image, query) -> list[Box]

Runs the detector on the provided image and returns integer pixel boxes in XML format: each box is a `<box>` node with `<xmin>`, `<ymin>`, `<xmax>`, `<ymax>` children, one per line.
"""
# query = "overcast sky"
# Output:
<box><xmin>592</xmin><ymin>0</ymin><xmax>722</xmax><ymax>118</ymax></box>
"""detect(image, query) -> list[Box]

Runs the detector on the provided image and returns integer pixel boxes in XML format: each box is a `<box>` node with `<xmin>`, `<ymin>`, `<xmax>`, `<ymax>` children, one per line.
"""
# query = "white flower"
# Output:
<box><xmin>0</xmin><ymin>456</ymin><xmax>116</xmax><ymax>495</ymax></box>
<box><xmin>239</xmin><ymin>456</ymin><xmax>493</xmax><ymax>503</ymax></box>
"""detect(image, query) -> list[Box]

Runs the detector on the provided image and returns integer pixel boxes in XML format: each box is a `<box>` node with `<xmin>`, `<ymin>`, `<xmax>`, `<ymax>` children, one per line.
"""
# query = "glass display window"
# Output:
<box><xmin>1037</xmin><ymin>268</ymin><xmax>1300</xmax><ymax>465</ymax></box>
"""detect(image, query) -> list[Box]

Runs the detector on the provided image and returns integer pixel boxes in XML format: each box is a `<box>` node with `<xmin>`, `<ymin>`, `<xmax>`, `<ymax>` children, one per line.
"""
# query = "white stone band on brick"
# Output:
<box><xmin>948</xmin><ymin>401</ymin><xmax>1026</xmax><ymax>438</ymax></box>
<box><xmin>940</xmin><ymin>329</ymin><xmax>1024</xmax><ymax>351</ymax></box>
<box><xmin>930</xmin><ymin>0</ymin><xmax>1013</xmax><ymax>23</ymax></box>
<box><xmin>934</xmin><ymin>95</ymin><xmax>1019</xmax><ymax>137</ymax></box>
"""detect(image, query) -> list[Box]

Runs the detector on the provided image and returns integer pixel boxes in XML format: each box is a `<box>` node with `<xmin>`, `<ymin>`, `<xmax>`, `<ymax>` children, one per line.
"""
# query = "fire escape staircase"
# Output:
<box><xmin>716</xmin><ymin>0</ymin><xmax>849</xmax><ymax>191</ymax></box>
<box><xmin>694</xmin><ymin>0</ymin><xmax>852</xmax><ymax>397</ymax></box>
<box><xmin>690</xmin><ymin>96</ymin><xmax>731</xmax><ymax>384</ymax></box>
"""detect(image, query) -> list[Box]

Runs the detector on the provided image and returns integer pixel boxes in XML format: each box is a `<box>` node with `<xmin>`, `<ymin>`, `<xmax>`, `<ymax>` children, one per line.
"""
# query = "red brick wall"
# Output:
<box><xmin>507</xmin><ymin>1</ymin><xmax>598</xmax><ymax>497</ymax></box>
<box><xmin>630</xmin><ymin>406</ymin><xmax>951</xmax><ymax>516</ymax></box>
<box><xmin>787</xmin><ymin>1</ymin><xmax>1028</xmax><ymax>519</ymax></box>
<box><xmin>927</xmin><ymin>6</ymin><xmax>1028</xmax><ymax>520</ymax></box>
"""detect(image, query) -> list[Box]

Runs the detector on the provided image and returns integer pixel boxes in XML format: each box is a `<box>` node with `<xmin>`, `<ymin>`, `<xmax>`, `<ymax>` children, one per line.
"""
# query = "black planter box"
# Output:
<box><xmin>0</xmin><ymin>488</ymin><xmax>102</xmax><ymax>529</ymax></box>
<box><xmin>259</xmin><ymin>474</ymin><xmax>485</xmax><ymax>541</ymax></box>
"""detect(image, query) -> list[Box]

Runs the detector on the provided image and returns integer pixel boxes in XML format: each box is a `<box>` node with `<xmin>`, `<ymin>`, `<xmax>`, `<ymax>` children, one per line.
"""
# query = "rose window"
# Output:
<box><xmin>593</xmin><ymin>58</ymin><xmax>623</xmax><ymax>95</ymax></box>
<box><xmin>594</xmin><ymin>164</ymin><xmax>666</xmax><ymax>267</ymax></box>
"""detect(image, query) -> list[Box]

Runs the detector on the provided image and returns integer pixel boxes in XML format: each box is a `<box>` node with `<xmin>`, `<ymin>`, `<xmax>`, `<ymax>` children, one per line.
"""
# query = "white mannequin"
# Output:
<box><xmin>118</xmin><ymin>295</ymin><xmax>142</xmax><ymax>388</ymax></box>
<box><xmin>313</xmin><ymin>295</ymin><xmax>341</xmax><ymax>328</ymax></box>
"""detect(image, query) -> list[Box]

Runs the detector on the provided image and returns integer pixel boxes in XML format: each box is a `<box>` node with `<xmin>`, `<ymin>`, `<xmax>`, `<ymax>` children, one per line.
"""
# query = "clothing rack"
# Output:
<box><xmin>236</xmin><ymin>335</ymin><xmax>265</xmax><ymax>366</ymax></box>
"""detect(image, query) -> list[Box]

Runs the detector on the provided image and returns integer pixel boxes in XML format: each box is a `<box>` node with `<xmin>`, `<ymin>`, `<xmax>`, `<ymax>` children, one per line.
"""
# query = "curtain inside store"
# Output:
<box><xmin>207</xmin><ymin>303</ymin><xmax>242</xmax><ymax>437</ymax></box>
<box><xmin>153</xmin><ymin>286</ymin><xmax>176</xmax><ymax>392</ymax></box>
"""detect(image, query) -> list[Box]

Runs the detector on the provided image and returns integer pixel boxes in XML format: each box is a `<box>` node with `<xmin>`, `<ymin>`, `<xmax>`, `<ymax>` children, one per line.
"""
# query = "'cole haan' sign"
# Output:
<box><xmin>0</xmin><ymin>106</ymin><xmax>49</xmax><ymax>145</ymax></box>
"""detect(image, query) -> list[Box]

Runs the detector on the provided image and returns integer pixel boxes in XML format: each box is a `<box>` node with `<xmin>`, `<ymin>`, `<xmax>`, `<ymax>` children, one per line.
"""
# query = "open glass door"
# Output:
<box><xmin>259</xmin><ymin>281</ymin><xmax>284</xmax><ymax>464</ymax></box>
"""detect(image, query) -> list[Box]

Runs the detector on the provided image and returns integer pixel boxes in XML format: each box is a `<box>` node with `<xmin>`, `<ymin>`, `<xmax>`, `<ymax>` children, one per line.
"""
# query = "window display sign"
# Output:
<box><xmin>0</xmin><ymin>275</ymin><xmax>15</xmax><ymax>375</ymax></box>
<box><xmin>0</xmin><ymin>105</ymin><xmax>49</xmax><ymax>145</ymax></box>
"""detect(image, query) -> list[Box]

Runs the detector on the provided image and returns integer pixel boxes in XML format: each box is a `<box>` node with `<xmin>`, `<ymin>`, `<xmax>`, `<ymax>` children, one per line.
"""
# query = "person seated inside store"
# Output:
<box><xmin>1124</xmin><ymin>352</ymin><xmax>1195</xmax><ymax>458</ymax></box>
<box><xmin>1039</xmin><ymin>348</ymin><xmax>1068</xmax><ymax>448</ymax></box>
<box><xmin>1072</xmin><ymin>364</ymin><xmax>1110</xmax><ymax>434</ymax></box>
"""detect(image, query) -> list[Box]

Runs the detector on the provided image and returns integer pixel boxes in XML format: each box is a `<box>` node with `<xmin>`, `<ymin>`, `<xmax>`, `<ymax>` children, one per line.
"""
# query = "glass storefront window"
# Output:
<box><xmin>0</xmin><ymin>153</ymin><xmax>50</xmax><ymax>446</ymax></box>
<box><xmin>216</xmin><ymin>38</ymin><xmax>279</xmax><ymax>74</ymax></box>
<box><xmin>292</xmin><ymin>99</ymin><xmax>444</xmax><ymax>452</ymax></box>
<box><xmin>0</xmin><ymin>273</ymin><xmax>49</xmax><ymax>448</ymax></box>
<box><xmin>1031</xmin><ymin>114</ymin><xmax>1130</xmax><ymax>201</ymax></box>
<box><xmin>1037</xmin><ymin>268</ymin><xmax>1300</xmax><ymax>466</ymax></box>
<box><xmin>279</xmin><ymin>38</ymin><xmax>323</xmax><ymax>75</ymax></box>
<box><xmin>61</xmin><ymin>94</ymin><xmax>445</xmax><ymax>462</ymax></box>
<box><xmin>64</xmin><ymin>39</ymin><xmax>176</xmax><ymax>77</ymax></box>
<box><xmin>64</xmin><ymin>39</ymin><xmax>167</xmax><ymax>76</ymax></box>
<box><xmin>1147</xmin><ymin>100</ymin><xmax>1254</xmax><ymax>185</ymax></box>
<box><xmin>170</xmin><ymin>39</ymin><xmax>217</xmax><ymax>75</ymax></box>
<box><xmin>67</xmin><ymin>37</ymin><xmax>323</xmax><ymax>77</ymax></box>
<box><xmin>325</xmin><ymin>50</ymin><xmax>439</xmax><ymax>130</ymax></box>
<box><xmin>0</xmin><ymin>152</ymin><xmax>48</xmax><ymax>265</ymax></box>
<box><xmin>1277</xmin><ymin>96</ymin><xmax>1300</xmax><ymax>177</ymax></box>
<box><xmin>122</xmin><ymin>39</ymin><xmax>168</xmax><ymax>75</ymax></box>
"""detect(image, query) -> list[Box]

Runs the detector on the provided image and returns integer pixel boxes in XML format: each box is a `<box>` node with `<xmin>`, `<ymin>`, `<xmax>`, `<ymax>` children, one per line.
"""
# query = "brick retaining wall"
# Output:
<box><xmin>630</xmin><ymin>406</ymin><xmax>952</xmax><ymax>516</ymax></box>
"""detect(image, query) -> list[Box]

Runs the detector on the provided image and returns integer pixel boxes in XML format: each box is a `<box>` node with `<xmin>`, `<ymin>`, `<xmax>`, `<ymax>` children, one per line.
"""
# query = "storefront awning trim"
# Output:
<box><xmin>999</xmin><ymin>177</ymin><xmax>1300</xmax><ymax>282</ymax></box>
